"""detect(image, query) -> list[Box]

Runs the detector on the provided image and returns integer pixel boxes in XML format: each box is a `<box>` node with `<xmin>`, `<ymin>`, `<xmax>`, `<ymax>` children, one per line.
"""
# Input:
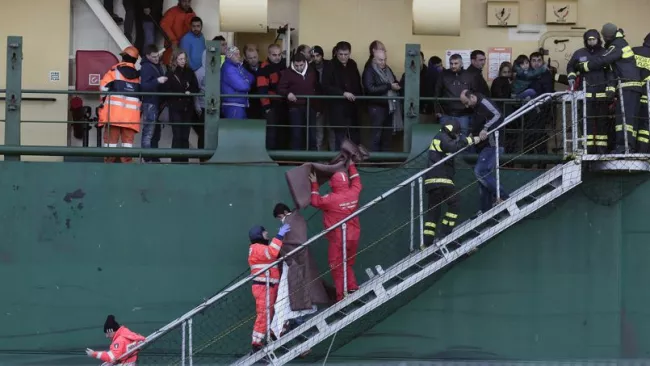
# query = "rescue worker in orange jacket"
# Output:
<box><xmin>85</xmin><ymin>315</ymin><xmax>145</xmax><ymax>366</ymax></box>
<box><xmin>248</xmin><ymin>223</ymin><xmax>291</xmax><ymax>352</ymax></box>
<box><xmin>98</xmin><ymin>46</ymin><xmax>142</xmax><ymax>163</ymax></box>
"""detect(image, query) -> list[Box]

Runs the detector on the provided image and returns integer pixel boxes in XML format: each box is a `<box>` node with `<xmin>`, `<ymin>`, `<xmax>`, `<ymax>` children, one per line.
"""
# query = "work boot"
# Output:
<box><xmin>251</xmin><ymin>344</ymin><xmax>263</xmax><ymax>354</ymax></box>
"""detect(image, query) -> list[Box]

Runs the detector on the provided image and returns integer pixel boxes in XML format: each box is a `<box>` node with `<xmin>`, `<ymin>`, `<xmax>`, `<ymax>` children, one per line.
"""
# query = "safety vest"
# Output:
<box><xmin>248</xmin><ymin>238</ymin><xmax>283</xmax><ymax>285</ymax></box>
<box><xmin>98</xmin><ymin>62</ymin><xmax>142</xmax><ymax>132</ymax></box>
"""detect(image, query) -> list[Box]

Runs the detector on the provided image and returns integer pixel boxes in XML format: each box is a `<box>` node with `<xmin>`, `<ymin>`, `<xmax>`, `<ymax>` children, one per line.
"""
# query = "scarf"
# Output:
<box><xmin>372</xmin><ymin>64</ymin><xmax>404</xmax><ymax>132</ymax></box>
<box><xmin>291</xmin><ymin>62</ymin><xmax>308</xmax><ymax>78</ymax></box>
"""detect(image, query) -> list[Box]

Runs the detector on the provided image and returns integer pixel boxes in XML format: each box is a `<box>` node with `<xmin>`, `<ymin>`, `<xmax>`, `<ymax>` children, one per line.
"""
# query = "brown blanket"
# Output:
<box><xmin>285</xmin><ymin>139</ymin><xmax>369</xmax><ymax>210</ymax></box>
<box><xmin>279</xmin><ymin>210</ymin><xmax>331</xmax><ymax>310</ymax></box>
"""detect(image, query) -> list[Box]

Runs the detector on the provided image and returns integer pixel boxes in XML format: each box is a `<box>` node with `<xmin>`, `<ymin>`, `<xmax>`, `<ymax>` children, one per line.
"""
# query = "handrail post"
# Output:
<box><xmin>495</xmin><ymin>130</ymin><xmax>501</xmax><ymax>202</ymax></box>
<box><xmin>5</xmin><ymin>36</ymin><xmax>23</xmax><ymax>161</ymax></box>
<box><xmin>205</xmin><ymin>40</ymin><xmax>221</xmax><ymax>157</ymax></box>
<box><xmin>342</xmin><ymin>223</ymin><xmax>348</xmax><ymax>297</ymax></box>
<box><xmin>403</xmin><ymin>44</ymin><xmax>421</xmax><ymax>153</ymax></box>
<box><xmin>409</xmin><ymin>181</ymin><xmax>415</xmax><ymax>252</ymax></box>
<box><xmin>582</xmin><ymin>80</ymin><xmax>588</xmax><ymax>153</ymax></box>
<box><xmin>618</xmin><ymin>79</ymin><xmax>629</xmax><ymax>154</ymax></box>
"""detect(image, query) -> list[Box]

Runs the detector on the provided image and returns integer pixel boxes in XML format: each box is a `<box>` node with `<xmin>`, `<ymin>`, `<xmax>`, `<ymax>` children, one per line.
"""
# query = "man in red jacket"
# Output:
<box><xmin>309</xmin><ymin>163</ymin><xmax>362</xmax><ymax>301</ymax></box>
<box><xmin>85</xmin><ymin>315</ymin><xmax>145</xmax><ymax>365</ymax></box>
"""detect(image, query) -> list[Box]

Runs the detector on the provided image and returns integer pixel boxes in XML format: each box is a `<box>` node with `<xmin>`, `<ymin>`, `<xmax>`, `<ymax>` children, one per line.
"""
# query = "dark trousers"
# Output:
<box><xmin>368</xmin><ymin>105</ymin><xmax>392</xmax><ymax>152</ymax></box>
<box><xmin>423</xmin><ymin>185</ymin><xmax>460</xmax><ymax>246</ymax></box>
<box><xmin>265</xmin><ymin>106</ymin><xmax>288</xmax><ymax>150</ymax></box>
<box><xmin>288</xmin><ymin>106</ymin><xmax>317</xmax><ymax>151</ymax></box>
<box><xmin>170</xmin><ymin>107</ymin><xmax>194</xmax><ymax>163</ymax></box>
<box><xmin>584</xmin><ymin>100</ymin><xmax>611</xmax><ymax>154</ymax></box>
<box><xmin>332</xmin><ymin>118</ymin><xmax>361</xmax><ymax>151</ymax></box>
<box><xmin>615</xmin><ymin>89</ymin><xmax>641</xmax><ymax>152</ymax></box>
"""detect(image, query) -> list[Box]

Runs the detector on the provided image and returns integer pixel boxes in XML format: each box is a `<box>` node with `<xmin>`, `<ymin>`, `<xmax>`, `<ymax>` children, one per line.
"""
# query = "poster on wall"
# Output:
<box><xmin>444</xmin><ymin>50</ymin><xmax>472</xmax><ymax>69</ymax></box>
<box><xmin>487</xmin><ymin>47</ymin><xmax>513</xmax><ymax>81</ymax></box>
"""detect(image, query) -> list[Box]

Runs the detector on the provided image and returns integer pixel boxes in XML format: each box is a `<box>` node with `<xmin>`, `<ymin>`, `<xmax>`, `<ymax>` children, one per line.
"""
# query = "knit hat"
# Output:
<box><xmin>601</xmin><ymin>23</ymin><xmax>618</xmax><ymax>40</ymax></box>
<box><xmin>104</xmin><ymin>315</ymin><xmax>120</xmax><ymax>332</ymax></box>
<box><xmin>311</xmin><ymin>45</ymin><xmax>324</xmax><ymax>56</ymax></box>
<box><xmin>248</xmin><ymin>225</ymin><xmax>266</xmax><ymax>243</ymax></box>
<box><xmin>225</xmin><ymin>46</ymin><xmax>240</xmax><ymax>59</ymax></box>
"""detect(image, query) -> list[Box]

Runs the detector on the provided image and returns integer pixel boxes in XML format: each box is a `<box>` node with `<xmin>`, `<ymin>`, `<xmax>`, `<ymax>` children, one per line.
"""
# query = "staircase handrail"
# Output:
<box><xmin>116</xmin><ymin>90</ymin><xmax>570</xmax><ymax>362</ymax></box>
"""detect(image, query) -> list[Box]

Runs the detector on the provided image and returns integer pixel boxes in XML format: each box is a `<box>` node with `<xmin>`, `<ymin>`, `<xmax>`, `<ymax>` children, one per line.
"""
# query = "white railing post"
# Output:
<box><xmin>582</xmin><ymin>80</ymin><xmax>588</xmax><ymax>153</ymax></box>
<box><xmin>181</xmin><ymin>321</ymin><xmax>186</xmax><ymax>366</ymax></box>
<box><xmin>188</xmin><ymin>318</ymin><xmax>193</xmax><ymax>366</ymax></box>
<box><xmin>418</xmin><ymin>176</ymin><xmax>424</xmax><ymax>248</ymax></box>
<box><xmin>562</xmin><ymin>99</ymin><xmax>567</xmax><ymax>157</ymax></box>
<box><xmin>618</xmin><ymin>79</ymin><xmax>629</xmax><ymax>154</ymax></box>
<box><xmin>265</xmin><ymin>270</ymin><xmax>271</xmax><ymax>343</ymax></box>
<box><xmin>410</xmin><ymin>181</ymin><xmax>415</xmax><ymax>252</ymax></box>
<box><xmin>495</xmin><ymin>130</ymin><xmax>501</xmax><ymax>202</ymax></box>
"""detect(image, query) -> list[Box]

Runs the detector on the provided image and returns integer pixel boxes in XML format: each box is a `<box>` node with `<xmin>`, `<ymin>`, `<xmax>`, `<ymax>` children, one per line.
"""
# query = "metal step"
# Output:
<box><xmin>234</xmin><ymin>161</ymin><xmax>583</xmax><ymax>366</ymax></box>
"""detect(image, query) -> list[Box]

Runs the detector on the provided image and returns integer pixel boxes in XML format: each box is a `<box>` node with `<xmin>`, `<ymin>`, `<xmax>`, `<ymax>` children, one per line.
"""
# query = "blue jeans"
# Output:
<box><xmin>440</xmin><ymin>115</ymin><xmax>471</xmax><ymax>139</ymax></box>
<box><xmin>222</xmin><ymin>105</ymin><xmax>247</xmax><ymax>119</ymax></box>
<box><xmin>141</xmin><ymin>103</ymin><xmax>158</xmax><ymax>149</ymax></box>
<box><xmin>474</xmin><ymin>146</ymin><xmax>509</xmax><ymax>212</ymax></box>
<box><xmin>516</xmin><ymin>88</ymin><xmax>537</xmax><ymax>99</ymax></box>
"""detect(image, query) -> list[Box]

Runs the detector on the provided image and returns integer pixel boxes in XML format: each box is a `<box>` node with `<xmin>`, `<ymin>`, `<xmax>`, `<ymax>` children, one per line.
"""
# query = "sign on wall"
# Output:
<box><xmin>445</xmin><ymin>49</ymin><xmax>472</xmax><ymax>70</ymax></box>
<box><xmin>75</xmin><ymin>50</ymin><xmax>118</xmax><ymax>91</ymax></box>
<box><xmin>486</xmin><ymin>1</ymin><xmax>519</xmax><ymax>27</ymax></box>
<box><xmin>487</xmin><ymin>47</ymin><xmax>513</xmax><ymax>81</ymax></box>
<box><xmin>545</xmin><ymin>0</ymin><xmax>578</xmax><ymax>24</ymax></box>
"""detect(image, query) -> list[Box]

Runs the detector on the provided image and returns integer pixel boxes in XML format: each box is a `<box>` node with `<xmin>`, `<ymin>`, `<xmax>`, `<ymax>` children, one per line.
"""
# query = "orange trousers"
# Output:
<box><xmin>103</xmin><ymin>126</ymin><xmax>136</xmax><ymax>163</ymax></box>
<box><xmin>251</xmin><ymin>283</ymin><xmax>278</xmax><ymax>346</ymax></box>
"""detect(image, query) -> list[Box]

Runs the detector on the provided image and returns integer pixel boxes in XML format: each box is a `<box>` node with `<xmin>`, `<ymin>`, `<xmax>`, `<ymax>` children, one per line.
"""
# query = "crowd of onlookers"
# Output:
<box><xmin>94</xmin><ymin>0</ymin><xmax>561</xmax><ymax>160</ymax></box>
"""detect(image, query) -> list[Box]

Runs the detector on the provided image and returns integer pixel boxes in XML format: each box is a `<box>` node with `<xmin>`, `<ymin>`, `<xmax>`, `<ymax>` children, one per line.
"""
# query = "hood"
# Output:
<box><xmin>583</xmin><ymin>29</ymin><xmax>602</xmax><ymax>49</ymax></box>
<box><xmin>644</xmin><ymin>33</ymin><xmax>650</xmax><ymax>48</ymax></box>
<box><xmin>248</xmin><ymin>225</ymin><xmax>268</xmax><ymax>244</ymax></box>
<box><xmin>113</xmin><ymin>326</ymin><xmax>145</xmax><ymax>343</ymax></box>
<box><xmin>329</xmin><ymin>171</ymin><xmax>351</xmax><ymax>193</ymax></box>
<box><xmin>116</xmin><ymin>63</ymin><xmax>139</xmax><ymax>79</ymax></box>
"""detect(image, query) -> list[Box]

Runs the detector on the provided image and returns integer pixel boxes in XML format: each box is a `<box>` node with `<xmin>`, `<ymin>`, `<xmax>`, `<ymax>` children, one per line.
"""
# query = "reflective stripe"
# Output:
<box><xmin>466</xmin><ymin>136</ymin><xmax>473</xmax><ymax>145</ymax></box>
<box><xmin>430</xmin><ymin>139</ymin><xmax>442</xmax><ymax>152</ymax></box>
<box><xmin>615</xmin><ymin>124</ymin><xmax>636</xmax><ymax>132</ymax></box>
<box><xmin>622</xmin><ymin>45</ymin><xmax>634</xmax><ymax>59</ymax></box>
<box><xmin>264</xmin><ymin>249</ymin><xmax>271</xmax><ymax>259</ymax></box>
<box><xmin>424</xmin><ymin>222</ymin><xmax>436</xmax><ymax>228</ymax></box>
<box><xmin>269</xmin><ymin>242</ymin><xmax>281</xmax><ymax>251</ymax></box>
<box><xmin>635</xmin><ymin>54</ymin><xmax>650</xmax><ymax>70</ymax></box>
<box><xmin>95</xmin><ymin>352</ymin><xmax>104</xmax><ymax>360</ymax></box>
<box><xmin>638</xmin><ymin>130</ymin><xmax>649</xmax><ymax>136</ymax></box>
<box><xmin>423</xmin><ymin>230</ymin><xmax>435</xmax><ymax>236</ymax></box>
<box><xmin>349</xmin><ymin>173</ymin><xmax>359</xmax><ymax>179</ymax></box>
<box><xmin>107</xmin><ymin>100</ymin><xmax>140</xmax><ymax>110</ymax></box>
<box><xmin>311</xmin><ymin>191</ymin><xmax>319</xmax><ymax>194</ymax></box>
<box><xmin>106</xmin><ymin>351</ymin><xmax>116</xmax><ymax>361</ymax></box>
<box><xmin>568</xmin><ymin>72</ymin><xmax>577</xmax><ymax>78</ymax></box>
<box><xmin>254</xmin><ymin>276</ymin><xmax>279</xmax><ymax>283</ymax></box>
<box><xmin>445</xmin><ymin>212</ymin><xmax>458</xmax><ymax>219</ymax></box>
<box><xmin>585</xmin><ymin>92</ymin><xmax>607</xmax><ymax>98</ymax></box>
<box><xmin>103</xmin><ymin>143</ymin><xmax>118</xmax><ymax>147</ymax></box>
<box><xmin>595</xmin><ymin>135</ymin><xmax>608</xmax><ymax>140</ymax></box>
<box><xmin>251</xmin><ymin>264</ymin><xmax>278</xmax><ymax>270</ymax></box>
<box><xmin>639</xmin><ymin>137</ymin><xmax>650</xmax><ymax>143</ymax></box>
<box><xmin>121</xmin><ymin>143</ymin><xmax>133</xmax><ymax>148</ymax></box>
<box><xmin>424</xmin><ymin>178</ymin><xmax>454</xmax><ymax>185</ymax></box>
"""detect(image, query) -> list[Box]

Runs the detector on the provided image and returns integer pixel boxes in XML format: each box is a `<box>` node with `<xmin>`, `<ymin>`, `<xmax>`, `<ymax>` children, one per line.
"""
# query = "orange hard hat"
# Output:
<box><xmin>121</xmin><ymin>46</ymin><xmax>139</xmax><ymax>59</ymax></box>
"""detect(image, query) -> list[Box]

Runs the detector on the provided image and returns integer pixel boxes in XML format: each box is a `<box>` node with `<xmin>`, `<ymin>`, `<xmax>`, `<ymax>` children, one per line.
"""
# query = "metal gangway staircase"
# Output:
<box><xmin>116</xmin><ymin>91</ymin><xmax>585</xmax><ymax>365</ymax></box>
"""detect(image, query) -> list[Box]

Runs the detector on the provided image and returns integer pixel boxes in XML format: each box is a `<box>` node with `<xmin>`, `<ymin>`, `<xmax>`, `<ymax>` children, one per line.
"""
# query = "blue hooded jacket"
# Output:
<box><xmin>180</xmin><ymin>31</ymin><xmax>206</xmax><ymax>71</ymax></box>
<box><xmin>221</xmin><ymin>58</ymin><xmax>255</xmax><ymax>108</ymax></box>
<box><xmin>140</xmin><ymin>58</ymin><xmax>165</xmax><ymax>105</ymax></box>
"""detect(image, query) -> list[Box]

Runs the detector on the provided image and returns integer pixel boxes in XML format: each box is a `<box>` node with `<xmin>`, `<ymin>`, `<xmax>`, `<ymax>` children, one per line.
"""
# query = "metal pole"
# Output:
<box><xmin>495</xmin><ymin>130</ymin><xmax>501</xmax><ymax>202</ymax></box>
<box><xmin>181</xmin><ymin>321</ymin><xmax>186</xmax><ymax>366</ymax></box>
<box><xmin>410</xmin><ymin>181</ymin><xmax>414</xmax><ymax>252</ymax></box>
<box><xmin>306</xmin><ymin>98</ymin><xmax>310</xmax><ymax>150</ymax></box>
<box><xmin>342</xmin><ymin>223</ymin><xmax>348</xmax><ymax>296</ymax></box>
<box><xmin>618</xmin><ymin>79</ymin><xmax>629</xmax><ymax>154</ymax></box>
<box><xmin>5</xmin><ymin>36</ymin><xmax>23</xmax><ymax>161</ymax></box>
<box><xmin>265</xmin><ymin>270</ymin><xmax>271</xmax><ymax>343</ymax></box>
<box><xmin>418</xmin><ymin>177</ymin><xmax>424</xmax><ymax>248</ymax></box>
<box><xmin>188</xmin><ymin>318</ymin><xmax>193</xmax><ymax>366</ymax></box>
<box><xmin>582</xmin><ymin>80</ymin><xmax>588</xmax><ymax>153</ymax></box>
<box><xmin>562</xmin><ymin>100</ymin><xmax>567</xmax><ymax>157</ymax></box>
<box><xmin>285</xmin><ymin>23</ymin><xmax>291</xmax><ymax>68</ymax></box>
<box><xmin>571</xmin><ymin>87</ymin><xmax>578</xmax><ymax>154</ymax></box>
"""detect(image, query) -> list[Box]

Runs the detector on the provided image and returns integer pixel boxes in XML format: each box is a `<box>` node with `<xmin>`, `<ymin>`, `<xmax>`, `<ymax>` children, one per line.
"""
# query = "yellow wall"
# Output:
<box><xmin>0</xmin><ymin>0</ymin><xmax>70</xmax><ymax>161</ymax></box>
<box><xmin>298</xmin><ymin>0</ymin><xmax>650</xmax><ymax>77</ymax></box>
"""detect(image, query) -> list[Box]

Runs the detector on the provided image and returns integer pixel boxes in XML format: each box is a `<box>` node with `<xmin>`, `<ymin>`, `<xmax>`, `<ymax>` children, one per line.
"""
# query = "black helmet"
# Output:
<box><xmin>442</xmin><ymin>118</ymin><xmax>461</xmax><ymax>136</ymax></box>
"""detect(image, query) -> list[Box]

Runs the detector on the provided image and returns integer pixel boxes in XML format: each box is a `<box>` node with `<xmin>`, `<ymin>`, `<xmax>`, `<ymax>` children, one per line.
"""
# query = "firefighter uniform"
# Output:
<box><xmin>577</xmin><ymin>24</ymin><xmax>641</xmax><ymax>153</ymax></box>
<box><xmin>98</xmin><ymin>46</ymin><xmax>142</xmax><ymax>163</ymax></box>
<box><xmin>633</xmin><ymin>33</ymin><xmax>650</xmax><ymax>153</ymax></box>
<box><xmin>86</xmin><ymin>315</ymin><xmax>145</xmax><ymax>366</ymax></box>
<box><xmin>567</xmin><ymin>29</ymin><xmax>614</xmax><ymax>154</ymax></box>
<box><xmin>248</xmin><ymin>224</ymin><xmax>289</xmax><ymax>351</ymax></box>
<box><xmin>422</xmin><ymin>119</ymin><xmax>479</xmax><ymax>249</ymax></box>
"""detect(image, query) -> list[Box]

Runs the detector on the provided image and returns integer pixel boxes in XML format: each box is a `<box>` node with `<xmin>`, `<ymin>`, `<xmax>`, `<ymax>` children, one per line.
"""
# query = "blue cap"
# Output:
<box><xmin>248</xmin><ymin>225</ymin><xmax>266</xmax><ymax>242</ymax></box>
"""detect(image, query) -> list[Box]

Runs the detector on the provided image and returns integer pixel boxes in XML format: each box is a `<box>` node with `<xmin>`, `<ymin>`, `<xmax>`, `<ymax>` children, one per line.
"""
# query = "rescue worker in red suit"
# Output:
<box><xmin>248</xmin><ymin>223</ymin><xmax>291</xmax><ymax>352</ymax></box>
<box><xmin>98</xmin><ymin>46</ymin><xmax>142</xmax><ymax>163</ymax></box>
<box><xmin>309</xmin><ymin>163</ymin><xmax>363</xmax><ymax>301</ymax></box>
<box><xmin>84</xmin><ymin>315</ymin><xmax>145</xmax><ymax>366</ymax></box>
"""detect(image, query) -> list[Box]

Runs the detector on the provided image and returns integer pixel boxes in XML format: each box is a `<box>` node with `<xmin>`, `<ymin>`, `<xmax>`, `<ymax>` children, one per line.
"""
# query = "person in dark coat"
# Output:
<box><xmin>321</xmin><ymin>41</ymin><xmax>363</xmax><ymax>149</ymax></box>
<box><xmin>164</xmin><ymin>49</ymin><xmax>200</xmax><ymax>163</ymax></box>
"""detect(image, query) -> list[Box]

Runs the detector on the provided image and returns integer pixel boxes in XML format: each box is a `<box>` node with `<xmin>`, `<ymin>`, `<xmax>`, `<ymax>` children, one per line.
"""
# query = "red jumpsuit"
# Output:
<box><xmin>90</xmin><ymin>326</ymin><xmax>145</xmax><ymax>365</ymax></box>
<box><xmin>311</xmin><ymin>163</ymin><xmax>362</xmax><ymax>301</ymax></box>
<box><xmin>248</xmin><ymin>236</ymin><xmax>283</xmax><ymax>346</ymax></box>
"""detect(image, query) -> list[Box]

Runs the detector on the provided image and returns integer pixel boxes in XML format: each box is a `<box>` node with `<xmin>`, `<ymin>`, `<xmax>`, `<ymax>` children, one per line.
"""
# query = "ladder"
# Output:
<box><xmin>234</xmin><ymin>160</ymin><xmax>583</xmax><ymax>365</ymax></box>
<box><xmin>113</xmin><ymin>92</ymin><xmax>577</xmax><ymax>365</ymax></box>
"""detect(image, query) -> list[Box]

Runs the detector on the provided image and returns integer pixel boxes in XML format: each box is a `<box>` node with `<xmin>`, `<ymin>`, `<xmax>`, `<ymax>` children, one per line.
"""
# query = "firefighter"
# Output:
<box><xmin>567</xmin><ymin>29</ymin><xmax>613</xmax><ymax>154</ymax></box>
<box><xmin>633</xmin><ymin>33</ymin><xmax>650</xmax><ymax>153</ymax></box>
<box><xmin>576</xmin><ymin>23</ymin><xmax>642</xmax><ymax>153</ymax></box>
<box><xmin>85</xmin><ymin>315</ymin><xmax>145</xmax><ymax>366</ymax></box>
<box><xmin>309</xmin><ymin>162</ymin><xmax>362</xmax><ymax>302</ymax></box>
<box><xmin>98</xmin><ymin>46</ymin><xmax>142</xmax><ymax>163</ymax></box>
<box><xmin>421</xmin><ymin>118</ymin><xmax>483</xmax><ymax>249</ymax></box>
<box><xmin>248</xmin><ymin>223</ymin><xmax>290</xmax><ymax>352</ymax></box>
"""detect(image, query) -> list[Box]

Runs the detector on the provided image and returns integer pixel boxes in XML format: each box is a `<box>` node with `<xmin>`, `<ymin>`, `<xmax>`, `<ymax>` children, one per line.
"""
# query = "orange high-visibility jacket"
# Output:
<box><xmin>248</xmin><ymin>237</ymin><xmax>283</xmax><ymax>285</ymax></box>
<box><xmin>90</xmin><ymin>326</ymin><xmax>146</xmax><ymax>365</ymax></box>
<box><xmin>98</xmin><ymin>62</ymin><xmax>142</xmax><ymax>132</ymax></box>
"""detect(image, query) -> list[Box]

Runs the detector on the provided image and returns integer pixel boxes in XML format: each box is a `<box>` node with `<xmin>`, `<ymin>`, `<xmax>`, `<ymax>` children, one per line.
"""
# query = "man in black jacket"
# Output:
<box><xmin>467</xmin><ymin>50</ymin><xmax>490</xmax><ymax>96</ymax></box>
<box><xmin>421</xmin><ymin>119</ymin><xmax>483</xmax><ymax>249</ymax></box>
<box><xmin>462</xmin><ymin>90</ymin><xmax>510</xmax><ymax>214</ymax></box>
<box><xmin>577</xmin><ymin>23</ymin><xmax>642</xmax><ymax>153</ymax></box>
<box><xmin>434</xmin><ymin>54</ymin><xmax>477</xmax><ymax>139</ymax></box>
<box><xmin>321</xmin><ymin>41</ymin><xmax>363</xmax><ymax>149</ymax></box>
<box><xmin>567</xmin><ymin>29</ymin><xmax>613</xmax><ymax>154</ymax></box>
<box><xmin>363</xmin><ymin>50</ymin><xmax>401</xmax><ymax>152</ymax></box>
